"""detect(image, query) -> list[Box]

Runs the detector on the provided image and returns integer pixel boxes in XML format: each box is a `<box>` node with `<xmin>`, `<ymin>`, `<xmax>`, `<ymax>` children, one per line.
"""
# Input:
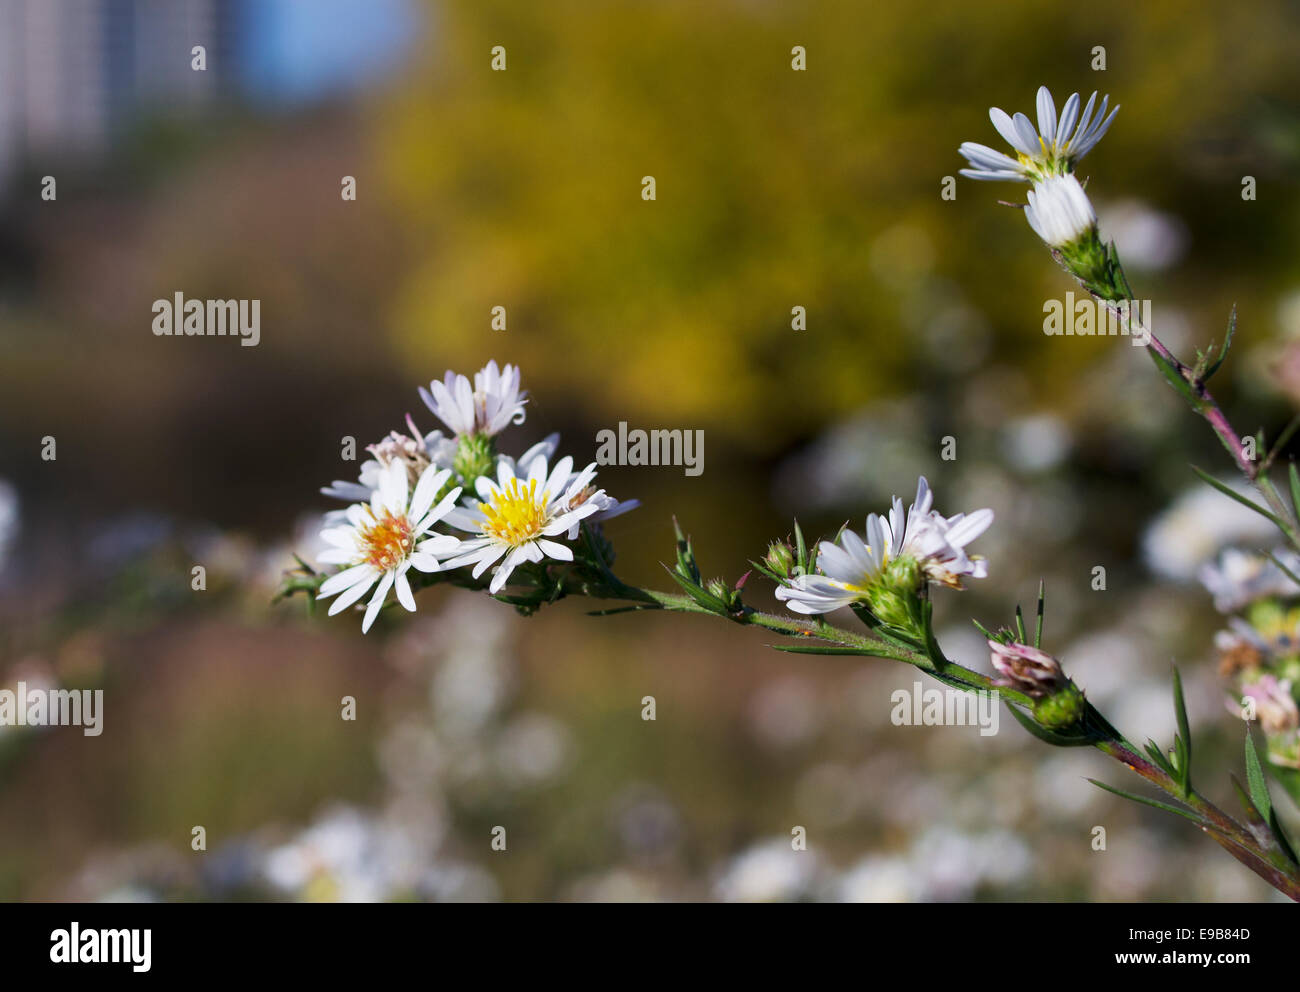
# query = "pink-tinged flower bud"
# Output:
<box><xmin>989</xmin><ymin>641</ymin><xmax>1065</xmax><ymax>696</ymax></box>
<box><xmin>989</xmin><ymin>640</ymin><xmax>1086</xmax><ymax>730</ymax></box>
<box><xmin>1241</xmin><ymin>675</ymin><xmax>1300</xmax><ymax>736</ymax></box>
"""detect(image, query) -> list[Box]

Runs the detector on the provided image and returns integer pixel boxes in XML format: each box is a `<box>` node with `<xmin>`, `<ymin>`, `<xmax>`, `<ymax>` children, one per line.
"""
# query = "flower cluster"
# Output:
<box><xmin>1203</xmin><ymin>547</ymin><xmax>1300</xmax><ymax>768</ymax></box>
<box><xmin>775</xmin><ymin>477</ymin><xmax>992</xmax><ymax>629</ymax></box>
<box><xmin>314</xmin><ymin>361</ymin><xmax>636</xmax><ymax>630</ymax></box>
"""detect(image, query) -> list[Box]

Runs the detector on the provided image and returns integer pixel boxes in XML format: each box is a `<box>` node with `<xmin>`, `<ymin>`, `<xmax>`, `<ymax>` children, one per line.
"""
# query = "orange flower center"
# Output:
<box><xmin>360</xmin><ymin>510</ymin><xmax>414</xmax><ymax>571</ymax></box>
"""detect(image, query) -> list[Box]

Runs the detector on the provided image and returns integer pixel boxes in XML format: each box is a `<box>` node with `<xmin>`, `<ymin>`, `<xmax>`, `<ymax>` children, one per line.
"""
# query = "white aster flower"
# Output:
<box><xmin>959</xmin><ymin>85</ymin><xmax>1119</xmax><ymax>183</ymax></box>
<box><xmin>440</xmin><ymin>456</ymin><xmax>605</xmax><ymax>593</ymax></box>
<box><xmin>775</xmin><ymin>477</ymin><xmax>993</xmax><ymax>616</ymax></box>
<box><xmin>317</xmin><ymin>460</ymin><xmax>463</xmax><ymax>632</ymax></box>
<box><xmin>420</xmin><ymin>360</ymin><xmax>527</xmax><ymax>438</ymax></box>
<box><xmin>508</xmin><ymin>435</ymin><xmax>638</xmax><ymax>534</ymax></box>
<box><xmin>1200</xmin><ymin>547</ymin><xmax>1300</xmax><ymax>614</ymax></box>
<box><xmin>1024</xmin><ymin>174</ymin><xmax>1097</xmax><ymax>248</ymax></box>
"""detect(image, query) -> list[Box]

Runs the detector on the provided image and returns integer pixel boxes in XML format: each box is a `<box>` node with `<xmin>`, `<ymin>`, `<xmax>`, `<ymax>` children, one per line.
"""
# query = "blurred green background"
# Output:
<box><xmin>2</xmin><ymin>0</ymin><xmax>1300</xmax><ymax>901</ymax></box>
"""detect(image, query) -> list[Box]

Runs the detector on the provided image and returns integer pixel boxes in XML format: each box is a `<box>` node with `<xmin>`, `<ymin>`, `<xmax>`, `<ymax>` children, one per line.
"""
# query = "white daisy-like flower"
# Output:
<box><xmin>440</xmin><ymin>456</ymin><xmax>605</xmax><ymax>594</ymax></box>
<box><xmin>1024</xmin><ymin>174</ymin><xmax>1097</xmax><ymax>248</ymax></box>
<box><xmin>419</xmin><ymin>360</ymin><xmax>527</xmax><ymax>438</ymax></box>
<box><xmin>775</xmin><ymin>477</ymin><xmax>993</xmax><ymax>616</ymax></box>
<box><xmin>1200</xmin><ymin>547</ymin><xmax>1300</xmax><ymax>614</ymax></box>
<box><xmin>959</xmin><ymin>85</ymin><xmax>1119</xmax><ymax>183</ymax></box>
<box><xmin>317</xmin><ymin>460</ymin><xmax>463</xmax><ymax>632</ymax></box>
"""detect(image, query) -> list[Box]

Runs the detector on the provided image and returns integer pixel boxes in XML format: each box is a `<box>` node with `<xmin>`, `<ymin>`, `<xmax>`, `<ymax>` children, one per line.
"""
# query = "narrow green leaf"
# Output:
<box><xmin>1261</xmin><ymin>414</ymin><xmax>1300</xmax><ymax>472</ymax></box>
<box><xmin>793</xmin><ymin>520</ymin><xmax>808</xmax><ymax>572</ymax></box>
<box><xmin>1148</xmin><ymin>347</ymin><xmax>1203</xmax><ymax>410</ymax></box>
<box><xmin>1014</xmin><ymin>605</ymin><xmax>1026</xmax><ymax>643</ymax></box>
<box><xmin>770</xmin><ymin>643</ymin><xmax>870</xmax><ymax>656</ymax></box>
<box><xmin>1264</xmin><ymin>550</ymin><xmax>1300</xmax><ymax>594</ymax></box>
<box><xmin>1087</xmin><ymin>779</ymin><xmax>1208</xmax><ymax>827</ymax></box>
<box><xmin>1290</xmin><ymin>462</ymin><xmax>1300</xmax><ymax>522</ymax></box>
<box><xmin>1171</xmin><ymin>663</ymin><xmax>1192</xmax><ymax>792</ymax></box>
<box><xmin>1191</xmin><ymin>466</ymin><xmax>1289</xmax><ymax>531</ymax></box>
<box><xmin>971</xmin><ymin>618</ymin><xmax>997</xmax><ymax>640</ymax></box>
<box><xmin>1143</xmin><ymin>739</ymin><xmax>1177</xmax><ymax>778</ymax></box>
<box><xmin>1204</xmin><ymin>305</ymin><xmax>1236</xmax><ymax>381</ymax></box>
<box><xmin>587</xmin><ymin>605</ymin><xmax>658</xmax><ymax>616</ymax></box>
<box><xmin>1230</xmin><ymin>774</ymin><xmax>1268</xmax><ymax>831</ymax></box>
<box><xmin>661</xmin><ymin>563</ymin><xmax>723</xmax><ymax>611</ymax></box>
<box><xmin>1034</xmin><ymin>580</ymin><xmax>1045</xmax><ymax>649</ymax></box>
<box><xmin>1245</xmin><ymin>728</ymin><xmax>1273</xmax><ymax>823</ymax></box>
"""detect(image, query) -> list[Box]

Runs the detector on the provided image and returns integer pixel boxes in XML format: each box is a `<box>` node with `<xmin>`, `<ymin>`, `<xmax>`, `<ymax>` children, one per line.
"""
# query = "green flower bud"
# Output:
<box><xmin>1031</xmin><ymin>681</ymin><xmax>1088</xmax><ymax>730</ymax></box>
<box><xmin>453</xmin><ymin>432</ymin><xmax>496</xmax><ymax>485</ymax></box>
<box><xmin>989</xmin><ymin>640</ymin><xmax>1087</xmax><ymax>731</ymax></box>
<box><xmin>865</xmin><ymin>555</ymin><xmax>923</xmax><ymax>631</ymax></box>
<box><xmin>764</xmin><ymin>540</ymin><xmax>795</xmax><ymax>578</ymax></box>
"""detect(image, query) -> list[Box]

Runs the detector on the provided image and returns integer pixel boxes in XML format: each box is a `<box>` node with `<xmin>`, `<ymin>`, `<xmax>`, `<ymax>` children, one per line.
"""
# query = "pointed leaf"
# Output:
<box><xmin>1264</xmin><ymin>550</ymin><xmax>1300</xmax><ymax>594</ymax></box>
<box><xmin>1245</xmin><ymin>728</ymin><xmax>1273</xmax><ymax>823</ymax></box>
<box><xmin>793</xmin><ymin>520</ymin><xmax>808</xmax><ymax>572</ymax></box>
<box><xmin>770</xmin><ymin>643</ymin><xmax>870</xmax><ymax>656</ymax></box>
<box><xmin>1203</xmin><ymin>305</ymin><xmax>1236</xmax><ymax>381</ymax></box>
<box><xmin>1171</xmin><ymin>663</ymin><xmax>1192</xmax><ymax>792</ymax></box>
<box><xmin>1087</xmin><ymin>779</ymin><xmax>1209</xmax><ymax>827</ymax></box>
<box><xmin>1148</xmin><ymin>347</ymin><xmax>1204</xmax><ymax>410</ymax></box>
<box><xmin>1191</xmin><ymin>466</ymin><xmax>1289</xmax><ymax>532</ymax></box>
<box><xmin>1034</xmin><ymin>581</ymin><xmax>1045</xmax><ymax>649</ymax></box>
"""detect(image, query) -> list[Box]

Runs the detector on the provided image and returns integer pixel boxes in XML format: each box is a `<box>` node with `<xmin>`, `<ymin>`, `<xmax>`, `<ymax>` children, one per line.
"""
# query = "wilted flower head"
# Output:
<box><xmin>321</xmin><ymin>419</ymin><xmax>457</xmax><ymax>505</ymax></box>
<box><xmin>1199</xmin><ymin>547</ymin><xmax>1300</xmax><ymax>614</ymax></box>
<box><xmin>1024</xmin><ymin>174</ymin><xmax>1097</xmax><ymax>249</ymax></box>
<box><xmin>420</xmin><ymin>360</ymin><xmax>527</xmax><ymax>439</ymax></box>
<box><xmin>775</xmin><ymin>477</ymin><xmax>992</xmax><ymax>618</ymax></box>
<box><xmin>959</xmin><ymin>85</ymin><xmax>1119</xmax><ymax>184</ymax></box>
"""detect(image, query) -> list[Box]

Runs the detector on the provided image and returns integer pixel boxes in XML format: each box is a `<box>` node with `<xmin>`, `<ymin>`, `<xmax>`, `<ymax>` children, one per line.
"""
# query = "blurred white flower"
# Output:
<box><xmin>1143</xmin><ymin>480</ymin><xmax>1281</xmax><ymax>581</ymax></box>
<box><xmin>1099</xmin><ymin>199</ymin><xmax>1189</xmax><ymax>272</ymax></box>
<box><xmin>0</xmin><ymin>478</ymin><xmax>17</xmax><ymax>577</ymax></box>
<box><xmin>837</xmin><ymin>856</ymin><xmax>918</xmax><ymax>902</ymax></box>
<box><xmin>714</xmin><ymin>839</ymin><xmax>821</xmax><ymax>903</ymax></box>
<box><xmin>1199</xmin><ymin>547</ymin><xmax>1300</xmax><ymax>613</ymax></box>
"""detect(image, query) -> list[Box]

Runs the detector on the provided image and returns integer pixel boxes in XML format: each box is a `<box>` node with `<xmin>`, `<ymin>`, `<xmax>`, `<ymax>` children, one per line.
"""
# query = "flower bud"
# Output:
<box><xmin>864</xmin><ymin>555</ymin><xmax>923</xmax><ymax>630</ymax></box>
<box><xmin>989</xmin><ymin>640</ymin><xmax>1086</xmax><ymax>730</ymax></box>
<box><xmin>453</xmin><ymin>432</ymin><xmax>496</xmax><ymax>485</ymax></box>
<box><xmin>764</xmin><ymin>540</ymin><xmax>796</xmax><ymax>578</ymax></box>
<box><xmin>1024</xmin><ymin>174</ymin><xmax>1096</xmax><ymax>249</ymax></box>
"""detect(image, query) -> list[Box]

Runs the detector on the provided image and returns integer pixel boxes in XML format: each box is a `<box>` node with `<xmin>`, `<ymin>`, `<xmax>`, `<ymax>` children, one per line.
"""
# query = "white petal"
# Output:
<box><xmin>395</xmin><ymin>569</ymin><xmax>417</xmax><ymax>611</ymax></box>
<box><xmin>361</xmin><ymin>571</ymin><xmax>395</xmax><ymax>633</ymax></box>
<box><xmin>537</xmin><ymin>538</ymin><xmax>572</xmax><ymax>561</ymax></box>
<box><xmin>326</xmin><ymin>571</ymin><xmax>378</xmax><ymax>615</ymax></box>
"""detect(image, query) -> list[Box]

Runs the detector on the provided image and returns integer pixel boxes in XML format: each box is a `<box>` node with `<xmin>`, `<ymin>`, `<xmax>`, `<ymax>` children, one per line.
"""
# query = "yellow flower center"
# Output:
<box><xmin>360</xmin><ymin>510</ymin><xmax>414</xmax><ymax>571</ymax></box>
<box><xmin>481</xmin><ymin>477</ymin><xmax>549</xmax><ymax>545</ymax></box>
